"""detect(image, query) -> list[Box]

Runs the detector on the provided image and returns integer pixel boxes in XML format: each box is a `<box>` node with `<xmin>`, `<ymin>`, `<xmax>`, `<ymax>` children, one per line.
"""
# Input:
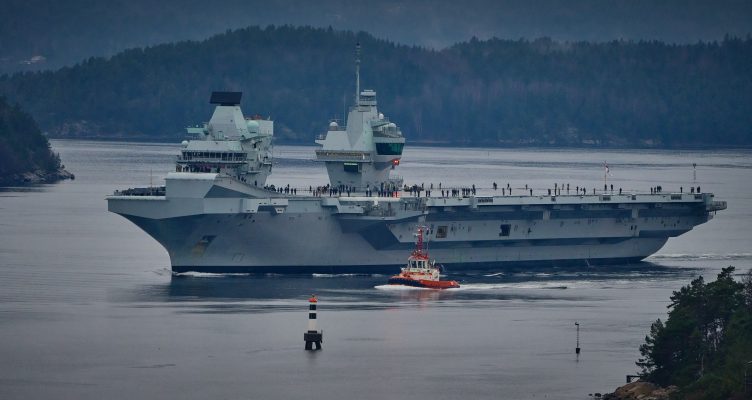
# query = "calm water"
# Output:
<box><xmin>0</xmin><ymin>140</ymin><xmax>750</xmax><ymax>399</ymax></box>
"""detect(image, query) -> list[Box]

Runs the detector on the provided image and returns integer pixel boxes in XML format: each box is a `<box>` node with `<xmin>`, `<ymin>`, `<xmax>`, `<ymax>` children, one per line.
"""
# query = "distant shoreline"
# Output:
<box><xmin>0</xmin><ymin>166</ymin><xmax>74</xmax><ymax>187</ymax></box>
<box><xmin>47</xmin><ymin>136</ymin><xmax>752</xmax><ymax>151</ymax></box>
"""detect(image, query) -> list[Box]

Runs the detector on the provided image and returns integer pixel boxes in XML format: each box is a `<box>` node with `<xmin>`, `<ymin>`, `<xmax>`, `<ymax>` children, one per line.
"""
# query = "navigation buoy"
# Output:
<box><xmin>304</xmin><ymin>295</ymin><xmax>323</xmax><ymax>351</ymax></box>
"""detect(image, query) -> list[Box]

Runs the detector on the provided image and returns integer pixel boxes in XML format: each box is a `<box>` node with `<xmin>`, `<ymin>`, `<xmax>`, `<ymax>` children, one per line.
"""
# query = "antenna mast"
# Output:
<box><xmin>355</xmin><ymin>42</ymin><xmax>361</xmax><ymax>104</ymax></box>
<box><xmin>416</xmin><ymin>226</ymin><xmax>424</xmax><ymax>253</ymax></box>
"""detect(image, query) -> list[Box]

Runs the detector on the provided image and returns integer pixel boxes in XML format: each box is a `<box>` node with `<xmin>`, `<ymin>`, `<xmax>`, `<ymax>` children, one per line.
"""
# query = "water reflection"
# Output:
<box><xmin>0</xmin><ymin>186</ymin><xmax>51</xmax><ymax>194</ymax></box>
<box><xmin>119</xmin><ymin>262</ymin><xmax>697</xmax><ymax>313</ymax></box>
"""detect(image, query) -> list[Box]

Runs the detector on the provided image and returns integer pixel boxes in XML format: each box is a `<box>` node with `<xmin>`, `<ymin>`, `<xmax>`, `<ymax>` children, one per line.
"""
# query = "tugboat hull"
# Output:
<box><xmin>387</xmin><ymin>276</ymin><xmax>460</xmax><ymax>289</ymax></box>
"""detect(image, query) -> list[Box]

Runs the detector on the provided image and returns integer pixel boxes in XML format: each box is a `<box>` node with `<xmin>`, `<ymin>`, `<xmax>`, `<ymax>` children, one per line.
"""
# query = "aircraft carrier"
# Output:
<box><xmin>107</xmin><ymin>46</ymin><xmax>727</xmax><ymax>274</ymax></box>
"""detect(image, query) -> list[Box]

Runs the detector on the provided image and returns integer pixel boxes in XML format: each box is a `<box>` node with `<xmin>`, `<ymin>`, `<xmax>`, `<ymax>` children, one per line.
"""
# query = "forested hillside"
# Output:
<box><xmin>635</xmin><ymin>267</ymin><xmax>751</xmax><ymax>399</ymax></box>
<box><xmin>0</xmin><ymin>96</ymin><xmax>69</xmax><ymax>185</ymax></box>
<box><xmin>1</xmin><ymin>26</ymin><xmax>750</xmax><ymax>147</ymax></box>
<box><xmin>3</xmin><ymin>0</ymin><xmax>749</xmax><ymax>74</ymax></box>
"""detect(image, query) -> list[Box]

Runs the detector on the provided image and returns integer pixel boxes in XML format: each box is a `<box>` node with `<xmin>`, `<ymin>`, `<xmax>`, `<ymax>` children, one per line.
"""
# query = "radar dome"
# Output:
<box><xmin>181</xmin><ymin>140</ymin><xmax>189</xmax><ymax>146</ymax></box>
<box><xmin>246</xmin><ymin>120</ymin><xmax>260</xmax><ymax>133</ymax></box>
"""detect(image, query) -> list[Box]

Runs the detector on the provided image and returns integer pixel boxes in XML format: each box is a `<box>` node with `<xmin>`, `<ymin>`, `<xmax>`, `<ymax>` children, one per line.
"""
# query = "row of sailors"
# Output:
<box><xmin>309</xmin><ymin>183</ymin><xmax>401</xmax><ymax>198</ymax></box>
<box><xmin>262</xmin><ymin>183</ymin><xmax>702</xmax><ymax>198</ymax></box>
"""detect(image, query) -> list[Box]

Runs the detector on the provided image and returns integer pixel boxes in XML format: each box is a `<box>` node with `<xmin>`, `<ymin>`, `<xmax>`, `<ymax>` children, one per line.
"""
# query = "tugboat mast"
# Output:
<box><xmin>414</xmin><ymin>226</ymin><xmax>425</xmax><ymax>256</ymax></box>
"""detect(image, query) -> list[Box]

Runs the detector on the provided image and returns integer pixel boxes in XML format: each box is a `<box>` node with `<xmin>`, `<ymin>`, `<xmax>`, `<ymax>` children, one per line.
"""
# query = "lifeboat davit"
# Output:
<box><xmin>387</xmin><ymin>226</ymin><xmax>460</xmax><ymax>289</ymax></box>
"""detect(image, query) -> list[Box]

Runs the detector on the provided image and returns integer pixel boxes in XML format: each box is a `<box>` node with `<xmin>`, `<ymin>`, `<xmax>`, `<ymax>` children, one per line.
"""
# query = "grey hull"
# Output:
<box><xmin>107</xmin><ymin>173</ymin><xmax>726</xmax><ymax>274</ymax></box>
<box><xmin>135</xmin><ymin>210</ymin><xmax>666</xmax><ymax>273</ymax></box>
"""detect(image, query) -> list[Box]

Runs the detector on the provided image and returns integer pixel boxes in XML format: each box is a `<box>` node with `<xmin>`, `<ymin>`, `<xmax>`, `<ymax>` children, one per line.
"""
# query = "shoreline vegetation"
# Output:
<box><xmin>1</xmin><ymin>26</ymin><xmax>750</xmax><ymax>148</ymax></box>
<box><xmin>605</xmin><ymin>267</ymin><xmax>752</xmax><ymax>400</ymax></box>
<box><xmin>0</xmin><ymin>96</ymin><xmax>73</xmax><ymax>186</ymax></box>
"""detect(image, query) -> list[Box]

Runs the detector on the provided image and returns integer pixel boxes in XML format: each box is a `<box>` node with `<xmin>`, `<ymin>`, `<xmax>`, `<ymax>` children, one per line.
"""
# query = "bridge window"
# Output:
<box><xmin>376</xmin><ymin>143</ymin><xmax>404</xmax><ymax>155</ymax></box>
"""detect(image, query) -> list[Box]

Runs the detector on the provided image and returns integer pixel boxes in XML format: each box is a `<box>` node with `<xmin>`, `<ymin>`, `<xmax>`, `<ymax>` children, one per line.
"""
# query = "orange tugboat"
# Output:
<box><xmin>387</xmin><ymin>226</ymin><xmax>460</xmax><ymax>289</ymax></box>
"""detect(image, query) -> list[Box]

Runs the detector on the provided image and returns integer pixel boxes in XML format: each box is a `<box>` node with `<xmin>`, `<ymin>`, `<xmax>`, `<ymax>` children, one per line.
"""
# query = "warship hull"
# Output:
<box><xmin>107</xmin><ymin>173</ymin><xmax>726</xmax><ymax>274</ymax></box>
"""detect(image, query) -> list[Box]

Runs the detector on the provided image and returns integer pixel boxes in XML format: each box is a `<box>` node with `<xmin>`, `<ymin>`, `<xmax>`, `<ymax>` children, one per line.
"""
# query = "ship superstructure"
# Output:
<box><xmin>107</xmin><ymin>46</ymin><xmax>727</xmax><ymax>274</ymax></box>
<box><xmin>179</xmin><ymin>91</ymin><xmax>273</xmax><ymax>186</ymax></box>
<box><xmin>315</xmin><ymin>44</ymin><xmax>404</xmax><ymax>191</ymax></box>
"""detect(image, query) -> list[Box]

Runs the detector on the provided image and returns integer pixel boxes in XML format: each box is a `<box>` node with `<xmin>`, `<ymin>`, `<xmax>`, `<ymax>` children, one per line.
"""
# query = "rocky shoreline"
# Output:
<box><xmin>598</xmin><ymin>381</ymin><xmax>677</xmax><ymax>400</ymax></box>
<box><xmin>0</xmin><ymin>166</ymin><xmax>74</xmax><ymax>186</ymax></box>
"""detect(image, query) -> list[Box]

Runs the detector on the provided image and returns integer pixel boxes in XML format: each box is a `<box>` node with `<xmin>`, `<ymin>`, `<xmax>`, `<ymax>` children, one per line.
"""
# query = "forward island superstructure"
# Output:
<box><xmin>314</xmin><ymin>44</ymin><xmax>404</xmax><ymax>192</ymax></box>
<box><xmin>107</xmin><ymin>47</ymin><xmax>727</xmax><ymax>274</ymax></box>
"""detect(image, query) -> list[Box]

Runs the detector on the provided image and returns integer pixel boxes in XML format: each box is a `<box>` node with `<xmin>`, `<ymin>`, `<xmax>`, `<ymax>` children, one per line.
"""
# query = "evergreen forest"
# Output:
<box><xmin>0</xmin><ymin>96</ymin><xmax>61</xmax><ymax>185</ymax></box>
<box><xmin>0</xmin><ymin>25</ymin><xmax>750</xmax><ymax>147</ymax></box>
<box><xmin>637</xmin><ymin>267</ymin><xmax>752</xmax><ymax>399</ymax></box>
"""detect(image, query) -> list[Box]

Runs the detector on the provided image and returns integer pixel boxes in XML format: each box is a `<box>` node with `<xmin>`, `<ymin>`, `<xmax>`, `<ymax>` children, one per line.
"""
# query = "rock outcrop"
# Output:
<box><xmin>18</xmin><ymin>167</ymin><xmax>74</xmax><ymax>184</ymax></box>
<box><xmin>603</xmin><ymin>381</ymin><xmax>678</xmax><ymax>400</ymax></box>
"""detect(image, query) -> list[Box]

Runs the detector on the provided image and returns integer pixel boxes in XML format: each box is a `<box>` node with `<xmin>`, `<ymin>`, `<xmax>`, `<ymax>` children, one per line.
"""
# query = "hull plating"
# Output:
<box><xmin>121</xmin><ymin>211</ymin><xmax>672</xmax><ymax>274</ymax></box>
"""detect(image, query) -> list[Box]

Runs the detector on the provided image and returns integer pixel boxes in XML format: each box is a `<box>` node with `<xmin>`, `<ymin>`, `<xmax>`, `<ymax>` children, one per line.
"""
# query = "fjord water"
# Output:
<box><xmin>1</xmin><ymin>140</ymin><xmax>750</xmax><ymax>399</ymax></box>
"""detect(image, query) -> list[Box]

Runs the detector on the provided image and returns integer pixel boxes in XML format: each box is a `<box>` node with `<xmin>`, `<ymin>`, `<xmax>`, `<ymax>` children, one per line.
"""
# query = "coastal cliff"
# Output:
<box><xmin>0</xmin><ymin>96</ymin><xmax>72</xmax><ymax>186</ymax></box>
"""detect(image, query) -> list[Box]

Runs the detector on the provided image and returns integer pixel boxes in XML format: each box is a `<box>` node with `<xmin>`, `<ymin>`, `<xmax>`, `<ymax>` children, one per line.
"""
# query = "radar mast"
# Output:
<box><xmin>355</xmin><ymin>42</ymin><xmax>361</xmax><ymax>104</ymax></box>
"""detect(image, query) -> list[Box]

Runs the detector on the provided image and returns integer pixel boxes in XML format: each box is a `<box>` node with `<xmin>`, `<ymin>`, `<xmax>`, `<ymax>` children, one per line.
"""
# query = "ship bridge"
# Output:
<box><xmin>314</xmin><ymin>44</ymin><xmax>405</xmax><ymax>190</ymax></box>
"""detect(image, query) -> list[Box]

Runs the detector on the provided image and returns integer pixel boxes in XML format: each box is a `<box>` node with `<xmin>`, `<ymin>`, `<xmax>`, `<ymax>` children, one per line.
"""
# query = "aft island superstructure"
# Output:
<box><xmin>107</xmin><ymin>46</ymin><xmax>727</xmax><ymax>274</ymax></box>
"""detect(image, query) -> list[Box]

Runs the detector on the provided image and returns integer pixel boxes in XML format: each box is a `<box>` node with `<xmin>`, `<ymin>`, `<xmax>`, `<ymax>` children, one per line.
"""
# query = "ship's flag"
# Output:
<box><xmin>604</xmin><ymin>162</ymin><xmax>611</xmax><ymax>175</ymax></box>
